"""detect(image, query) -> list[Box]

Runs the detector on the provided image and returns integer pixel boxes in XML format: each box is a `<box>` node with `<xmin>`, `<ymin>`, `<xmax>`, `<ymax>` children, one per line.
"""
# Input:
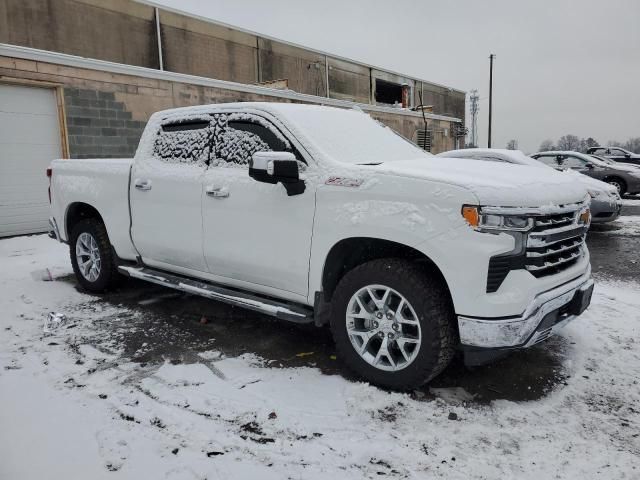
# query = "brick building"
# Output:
<box><xmin>0</xmin><ymin>0</ymin><xmax>466</xmax><ymax>236</ymax></box>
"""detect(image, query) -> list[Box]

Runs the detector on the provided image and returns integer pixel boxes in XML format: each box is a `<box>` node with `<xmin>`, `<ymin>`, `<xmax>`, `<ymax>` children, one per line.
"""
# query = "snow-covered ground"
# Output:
<box><xmin>1</xmin><ymin>235</ymin><xmax>639</xmax><ymax>480</ymax></box>
<box><xmin>595</xmin><ymin>215</ymin><xmax>640</xmax><ymax>236</ymax></box>
<box><xmin>621</xmin><ymin>196</ymin><xmax>640</xmax><ymax>207</ymax></box>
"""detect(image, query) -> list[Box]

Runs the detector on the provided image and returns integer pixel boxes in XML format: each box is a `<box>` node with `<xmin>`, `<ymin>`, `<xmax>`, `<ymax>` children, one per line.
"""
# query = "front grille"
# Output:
<box><xmin>485</xmin><ymin>203</ymin><xmax>588</xmax><ymax>291</ymax></box>
<box><xmin>525</xmin><ymin>211</ymin><xmax>586</xmax><ymax>278</ymax></box>
<box><xmin>530</xmin><ymin>212</ymin><xmax>576</xmax><ymax>232</ymax></box>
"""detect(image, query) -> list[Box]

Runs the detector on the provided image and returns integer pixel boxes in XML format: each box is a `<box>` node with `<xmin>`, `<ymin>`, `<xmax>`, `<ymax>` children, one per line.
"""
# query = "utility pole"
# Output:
<box><xmin>469</xmin><ymin>90</ymin><xmax>479</xmax><ymax>147</ymax></box>
<box><xmin>488</xmin><ymin>53</ymin><xmax>495</xmax><ymax>148</ymax></box>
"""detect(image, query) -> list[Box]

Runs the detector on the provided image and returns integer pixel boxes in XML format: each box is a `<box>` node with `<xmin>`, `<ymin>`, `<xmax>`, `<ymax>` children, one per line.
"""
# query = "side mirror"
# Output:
<box><xmin>585</xmin><ymin>163</ymin><xmax>595</xmax><ymax>169</ymax></box>
<box><xmin>625</xmin><ymin>153</ymin><xmax>631</xmax><ymax>158</ymax></box>
<box><xmin>249</xmin><ymin>151</ymin><xmax>306</xmax><ymax>196</ymax></box>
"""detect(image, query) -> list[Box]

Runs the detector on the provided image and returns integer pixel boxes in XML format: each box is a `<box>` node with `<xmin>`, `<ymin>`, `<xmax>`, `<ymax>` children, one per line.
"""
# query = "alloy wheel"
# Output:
<box><xmin>345</xmin><ymin>285</ymin><xmax>422</xmax><ymax>371</ymax></box>
<box><xmin>75</xmin><ymin>232</ymin><xmax>101</xmax><ymax>282</ymax></box>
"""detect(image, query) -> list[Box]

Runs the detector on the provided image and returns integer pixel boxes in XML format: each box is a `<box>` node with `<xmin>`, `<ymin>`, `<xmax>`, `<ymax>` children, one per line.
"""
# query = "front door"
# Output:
<box><xmin>130</xmin><ymin>117</ymin><xmax>212</xmax><ymax>272</ymax></box>
<box><xmin>201</xmin><ymin>112</ymin><xmax>315</xmax><ymax>299</ymax></box>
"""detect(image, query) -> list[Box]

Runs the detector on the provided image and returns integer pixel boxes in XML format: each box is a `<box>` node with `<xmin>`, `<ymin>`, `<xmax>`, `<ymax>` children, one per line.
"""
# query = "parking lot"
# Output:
<box><xmin>1</xmin><ymin>200</ymin><xmax>638</xmax><ymax>479</ymax></box>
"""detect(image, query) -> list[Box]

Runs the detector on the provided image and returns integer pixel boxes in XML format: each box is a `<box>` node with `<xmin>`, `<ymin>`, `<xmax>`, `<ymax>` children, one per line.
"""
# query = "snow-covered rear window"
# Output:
<box><xmin>153</xmin><ymin>118</ymin><xmax>213</xmax><ymax>165</ymax></box>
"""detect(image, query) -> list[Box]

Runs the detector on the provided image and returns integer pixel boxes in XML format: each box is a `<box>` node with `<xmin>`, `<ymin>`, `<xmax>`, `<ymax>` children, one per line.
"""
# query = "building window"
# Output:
<box><xmin>375</xmin><ymin>79</ymin><xmax>403</xmax><ymax>105</ymax></box>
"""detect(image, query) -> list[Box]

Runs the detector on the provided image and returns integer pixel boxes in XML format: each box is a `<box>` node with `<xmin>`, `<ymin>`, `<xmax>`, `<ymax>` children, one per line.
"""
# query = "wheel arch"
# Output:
<box><xmin>65</xmin><ymin>202</ymin><xmax>105</xmax><ymax>239</ymax></box>
<box><xmin>320</xmin><ymin>237</ymin><xmax>453</xmax><ymax>305</ymax></box>
<box><xmin>603</xmin><ymin>175</ymin><xmax>627</xmax><ymax>190</ymax></box>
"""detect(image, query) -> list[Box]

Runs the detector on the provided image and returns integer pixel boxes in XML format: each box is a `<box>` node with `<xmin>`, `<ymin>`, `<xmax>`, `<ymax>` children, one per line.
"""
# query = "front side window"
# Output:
<box><xmin>153</xmin><ymin>118</ymin><xmax>213</xmax><ymax>165</ymax></box>
<box><xmin>535</xmin><ymin>154</ymin><xmax>559</xmax><ymax>167</ymax></box>
<box><xmin>610</xmin><ymin>148</ymin><xmax>627</xmax><ymax>156</ymax></box>
<box><xmin>560</xmin><ymin>155</ymin><xmax>587</xmax><ymax>168</ymax></box>
<box><xmin>211</xmin><ymin>113</ymin><xmax>297</xmax><ymax>168</ymax></box>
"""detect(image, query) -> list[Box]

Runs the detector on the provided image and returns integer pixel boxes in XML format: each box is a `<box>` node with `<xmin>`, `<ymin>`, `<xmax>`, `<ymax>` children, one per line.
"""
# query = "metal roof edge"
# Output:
<box><xmin>0</xmin><ymin>43</ymin><xmax>462</xmax><ymax>123</ymax></box>
<box><xmin>136</xmin><ymin>0</ymin><xmax>467</xmax><ymax>95</ymax></box>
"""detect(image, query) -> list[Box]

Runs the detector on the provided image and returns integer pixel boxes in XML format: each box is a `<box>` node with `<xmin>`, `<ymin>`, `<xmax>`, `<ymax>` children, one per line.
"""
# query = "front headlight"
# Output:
<box><xmin>588</xmin><ymin>190</ymin><xmax>604</xmax><ymax>199</ymax></box>
<box><xmin>461</xmin><ymin>206</ymin><xmax>534</xmax><ymax>232</ymax></box>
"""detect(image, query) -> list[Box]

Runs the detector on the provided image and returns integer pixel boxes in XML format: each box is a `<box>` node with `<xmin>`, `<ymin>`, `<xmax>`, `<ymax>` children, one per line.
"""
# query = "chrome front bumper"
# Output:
<box><xmin>458</xmin><ymin>270</ymin><xmax>594</xmax><ymax>350</ymax></box>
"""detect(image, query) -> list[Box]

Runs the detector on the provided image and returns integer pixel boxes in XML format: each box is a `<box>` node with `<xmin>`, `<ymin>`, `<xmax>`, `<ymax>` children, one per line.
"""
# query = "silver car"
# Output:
<box><xmin>436</xmin><ymin>148</ymin><xmax>622</xmax><ymax>223</ymax></box>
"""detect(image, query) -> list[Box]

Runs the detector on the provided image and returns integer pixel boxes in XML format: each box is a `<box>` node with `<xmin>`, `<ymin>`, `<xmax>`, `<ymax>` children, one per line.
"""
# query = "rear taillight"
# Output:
<box><xmin>46</xmin><ymin>167</ymin><xmax>52</xmax><ymax>203</ymax></box>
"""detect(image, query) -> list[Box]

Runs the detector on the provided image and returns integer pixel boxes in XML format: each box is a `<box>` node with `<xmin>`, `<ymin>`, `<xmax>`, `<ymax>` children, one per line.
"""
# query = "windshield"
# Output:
<box><xmin>277</xmin><ymin>106</ymin><xmax>432</xmax><ymax>165</ymax></box>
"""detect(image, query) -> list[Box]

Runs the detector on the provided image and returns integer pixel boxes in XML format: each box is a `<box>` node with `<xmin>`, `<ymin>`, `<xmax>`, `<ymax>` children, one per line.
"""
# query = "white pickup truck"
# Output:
<box><xmin>48</xmin><ymin>103</ymin><xmax>594</xmax><ymax>389</ymax></box>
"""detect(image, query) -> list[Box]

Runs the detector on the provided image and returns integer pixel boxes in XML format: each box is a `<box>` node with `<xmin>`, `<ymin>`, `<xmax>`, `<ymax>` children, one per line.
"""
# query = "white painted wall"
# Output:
<box><xmin>0</xmin><ymin>84</ymin><xmax>62</xmax><ymax>237</ymax></box>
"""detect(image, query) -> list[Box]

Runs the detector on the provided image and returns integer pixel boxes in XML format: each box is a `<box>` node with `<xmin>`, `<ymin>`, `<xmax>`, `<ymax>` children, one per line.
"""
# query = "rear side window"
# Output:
<box><xmin>211</xmin><ymin>113</ymin><xmax>297</xmax><ymax>168</ymax></box>
<box><xmin>153</xmin><ymin>119</ymin><xmax>213</xmax><ymax>165</ymax></box>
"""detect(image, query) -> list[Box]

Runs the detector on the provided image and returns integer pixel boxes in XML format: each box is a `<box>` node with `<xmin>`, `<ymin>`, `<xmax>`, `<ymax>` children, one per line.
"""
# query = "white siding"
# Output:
<box><xmin>0</xmin><ymin>84</ymin><xmax>62</xmax><ymax>237</ymax></box>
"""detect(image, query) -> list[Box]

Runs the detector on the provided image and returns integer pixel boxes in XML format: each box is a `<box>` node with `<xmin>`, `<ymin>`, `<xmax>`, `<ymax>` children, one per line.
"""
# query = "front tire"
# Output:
<box><xmin>606</xmin><ymin>177</ymin><xmax>627</xmax><ymax>195</ymax></box>
<box><xmin>70</xmin><ymin>218</ymin><xmax>122</xmax><ymax>292</ymax></box>
<box><xmin>330</xmin><ymin>258</ymin><xmax>456</xmax><ymax>390</ymax></box>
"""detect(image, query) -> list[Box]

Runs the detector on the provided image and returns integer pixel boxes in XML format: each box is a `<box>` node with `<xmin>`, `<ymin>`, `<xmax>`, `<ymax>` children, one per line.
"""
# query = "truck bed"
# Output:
<box><xmin>50</xmin><ymin>158</ymin><xmax>138</xmax><ymax>260</ymax></box>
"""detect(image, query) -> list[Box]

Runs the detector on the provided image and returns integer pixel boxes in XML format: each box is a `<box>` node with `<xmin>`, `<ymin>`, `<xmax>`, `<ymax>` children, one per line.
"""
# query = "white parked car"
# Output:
<box><xmin>48</xmin><ymin>103</ymin><xmax>594</xmax><ymax>389</ymax></box>
<box><xmin>437</xmin><ymin>148</ymin><xmax>622</xmax><ymax>222</ymax></box>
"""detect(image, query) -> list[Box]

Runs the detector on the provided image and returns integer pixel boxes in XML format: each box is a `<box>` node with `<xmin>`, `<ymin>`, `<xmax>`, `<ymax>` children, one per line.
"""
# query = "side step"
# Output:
<box><xmin>119</xmin><ymin>266</ymin><xmax>314</xmax><ymax>324</ymax></box>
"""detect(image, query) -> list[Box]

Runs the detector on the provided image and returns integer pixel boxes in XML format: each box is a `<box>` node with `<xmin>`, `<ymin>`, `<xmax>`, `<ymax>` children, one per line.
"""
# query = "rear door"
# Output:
<box><xmin>130</xmin><ymin>117</ymin><xmax>212</xmax><ymax>272</ymax></box>
<box><xmin>201</xmin><ymin>112</ymin><xmax>315</xmax><ymax>299</ymax></box>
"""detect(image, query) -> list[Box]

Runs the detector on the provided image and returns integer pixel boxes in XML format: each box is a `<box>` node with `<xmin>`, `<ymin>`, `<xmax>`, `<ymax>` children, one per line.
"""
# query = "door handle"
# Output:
<box><xmin>206</xmin><ymin>186</ymin><xmax>229</xmax><ymax>198</ymax></box>
<box><xmin>134</xmin><ymin>179</ymin><xmax>152</xmax><ymax>191</ymax></box>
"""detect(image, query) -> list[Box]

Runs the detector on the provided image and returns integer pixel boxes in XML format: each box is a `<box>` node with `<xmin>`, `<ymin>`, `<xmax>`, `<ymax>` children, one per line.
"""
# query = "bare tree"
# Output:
<box><xmin>506</xmin><ymin>139</ymin><xmax>518</xmax><ymax>150</ymax></box>
<box><xmin>538</xmin><ymin>139</ymin><xmax>555</xmax><ymax>152</ymax></box>
<box><xmin>584</xmin><ymin>137</ymin><xmax>599</xmax><ymax>150</ymax></box>
<box><xmin>613</xmin><ymin>137</ymin><xmax>640</xmax><ymax>153</ymax></box>
<box><xmin>557</xmin><ymin>134</ymin><xmax>580</xmax><ymax>151</ymax></box>
<box><xmin>625</xmin><ymin>137</ymin><xmax>640</xmax><ymax>153</ymax></box>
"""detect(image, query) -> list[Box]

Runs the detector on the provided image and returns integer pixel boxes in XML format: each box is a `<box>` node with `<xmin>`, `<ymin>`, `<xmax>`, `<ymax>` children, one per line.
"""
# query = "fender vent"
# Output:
<box><xmin>487</xmin><ymin>256</ymin><xmax>513</xmax><ymax>293</ymax></box>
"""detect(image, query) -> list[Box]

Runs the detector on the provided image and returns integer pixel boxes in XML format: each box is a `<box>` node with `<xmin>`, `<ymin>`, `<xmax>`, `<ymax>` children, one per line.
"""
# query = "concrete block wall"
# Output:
<box><xmin>64</xmin><ymin>88</ymin><xmax>147</xmax><ymax>158</ymax></box>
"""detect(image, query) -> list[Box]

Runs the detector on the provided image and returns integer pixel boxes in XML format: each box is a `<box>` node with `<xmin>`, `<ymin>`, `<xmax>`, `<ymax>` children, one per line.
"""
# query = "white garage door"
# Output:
<box><xmin>0</xmin><ymin>84</ymin><xmax>63</xmax><ymax>237</ymax></box>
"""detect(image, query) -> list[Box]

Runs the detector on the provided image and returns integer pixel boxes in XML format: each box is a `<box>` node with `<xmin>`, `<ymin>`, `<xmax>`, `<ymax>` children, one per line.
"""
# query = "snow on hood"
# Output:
<box><xmin>559</xmin><ymin>169</ymin><xmax>618</xmax><ymax>194</ymax></box>
<box><xmin>374</xmin><ymin>157</ymin><xmax>589</xmax><ymax>207</ymax></box>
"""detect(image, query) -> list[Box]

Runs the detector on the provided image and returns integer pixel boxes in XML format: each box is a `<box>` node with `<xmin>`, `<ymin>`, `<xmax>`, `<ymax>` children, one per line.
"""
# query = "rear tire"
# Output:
<box><xmin>330</xmin><ymin>258</ymin><xmax>456</xmax><ymax>390</ymax></box>
<box><xmin>70</xmin><ymin>218</ymin><xmax>123</xmax><ymax>292</ymax></box>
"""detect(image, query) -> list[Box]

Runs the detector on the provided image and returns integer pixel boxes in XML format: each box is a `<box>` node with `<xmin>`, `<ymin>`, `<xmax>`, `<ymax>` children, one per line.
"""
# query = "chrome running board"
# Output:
<box><xmin>118</xmin><ymin>266</ymin><xmax>313</xmax><ymax>324</ymax></box>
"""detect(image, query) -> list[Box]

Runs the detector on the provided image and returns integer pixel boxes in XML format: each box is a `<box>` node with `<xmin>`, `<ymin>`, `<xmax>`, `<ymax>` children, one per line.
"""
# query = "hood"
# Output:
<box><xmin>374</xmin><ymin>157</ymin><xmax>588</xmax><ymax>207</ymax></box>
<box><xmin>607</xmin><ymin>162</ymin><xmax>640</xmax><ymax>172</ymax></box>
<box><xmin>560</xmin><ymin>170</ymin><xmax>618</xmax><ymax>194</ymax></box>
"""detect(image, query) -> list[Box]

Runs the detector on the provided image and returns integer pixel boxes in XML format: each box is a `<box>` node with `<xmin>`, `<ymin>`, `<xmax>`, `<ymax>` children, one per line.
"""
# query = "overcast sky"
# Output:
<box><xmin>154</xmin><ymin>0</ymin><xmax>639</xmax><ymax>153</ymax></box>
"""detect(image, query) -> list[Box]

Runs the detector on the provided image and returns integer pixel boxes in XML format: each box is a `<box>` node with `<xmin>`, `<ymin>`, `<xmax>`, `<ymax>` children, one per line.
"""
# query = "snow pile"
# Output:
<box><xmin>2</xmin><ymin>235</ymin><xmax>638</xmax><ymax>479</ymax></box>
